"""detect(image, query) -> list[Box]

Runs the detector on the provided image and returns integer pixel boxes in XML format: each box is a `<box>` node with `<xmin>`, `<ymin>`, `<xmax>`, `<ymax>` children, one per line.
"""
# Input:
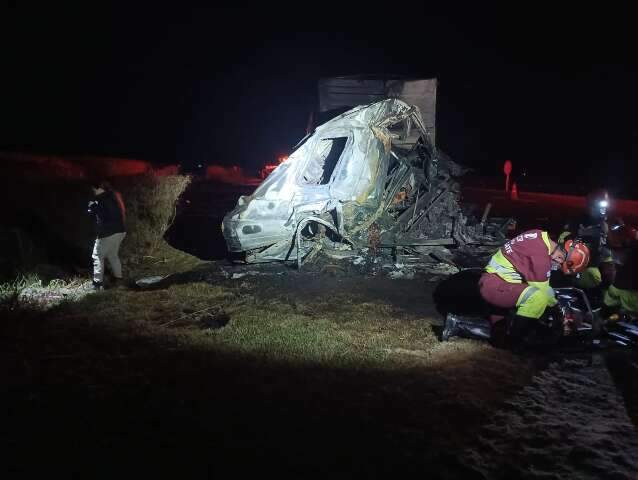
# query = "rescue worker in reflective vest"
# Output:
<box><xmin>479</xmin><ymin>229</ymin><xmax>590</xmax><ymax>345</ymax></box>
<box><xmin>604</xmin><ymin>223</ymin><xmax>638</xmax><ymax>316</ymax></box>
<box><xmin>558</xmin><ymin>188</ymin><xmax>615</xmax><ymax>303</ymax></box>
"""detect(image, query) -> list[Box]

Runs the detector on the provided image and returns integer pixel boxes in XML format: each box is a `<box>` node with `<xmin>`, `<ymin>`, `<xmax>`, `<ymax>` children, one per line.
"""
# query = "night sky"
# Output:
<box><xmin>3</xmin><ymin>5</ymin><xmax>638</xmax><ymax>197</ymax></box>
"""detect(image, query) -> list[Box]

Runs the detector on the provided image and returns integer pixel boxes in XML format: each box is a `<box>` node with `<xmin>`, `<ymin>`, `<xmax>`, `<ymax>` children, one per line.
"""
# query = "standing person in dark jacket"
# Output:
<box><xmin>88</xmin><ymin>180</ymin><xmax>127</xmax><ymax>290</ymax></box>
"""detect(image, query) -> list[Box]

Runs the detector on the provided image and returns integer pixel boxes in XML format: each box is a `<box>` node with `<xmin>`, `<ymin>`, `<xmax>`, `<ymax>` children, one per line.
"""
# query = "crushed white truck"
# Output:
<box><xmin>222</xmin><ymin>77</ymin><xmax>510</xmax><ymax>266</ymax></box>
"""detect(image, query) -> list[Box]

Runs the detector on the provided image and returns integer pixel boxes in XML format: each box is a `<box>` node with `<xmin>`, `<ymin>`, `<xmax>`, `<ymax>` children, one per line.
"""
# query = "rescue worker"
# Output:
<box><xmin>559</xmin><ymin>188</ymin><xmax>615</xmax><ymax>300</ymax></box>
<box><xmin>477</xmin><ymin>229</ymin><xmax>590</xmax><ymax>346</ymax></box>
<box><xmin>88</xmin><ymin>180</ymin><xmax>127</xmax><ymax>290</ymax></box>
<box><xmin>604</xmin><ymin>222</ymin><xmax>638</xmax><ymax>315</ymax></box>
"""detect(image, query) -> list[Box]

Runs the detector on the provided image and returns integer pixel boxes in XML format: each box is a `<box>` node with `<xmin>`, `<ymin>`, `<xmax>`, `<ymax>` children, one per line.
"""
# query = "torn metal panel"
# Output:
<box><xmin>222</xmin><ymin>98</ymin><xmax>508</xmax><ymax>265</ymax></box>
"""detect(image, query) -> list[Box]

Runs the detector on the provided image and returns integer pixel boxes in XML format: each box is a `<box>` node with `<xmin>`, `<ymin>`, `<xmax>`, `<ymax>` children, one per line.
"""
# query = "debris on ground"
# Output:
<box><xmin>219</xmin><ymin>269</ymin><xmax>287</xmax><ymax>280</ymax></box>
<box><xmin>135</xmin><ymin>275</ymin><xmax>170</xmax><ymax>288</ymax></box>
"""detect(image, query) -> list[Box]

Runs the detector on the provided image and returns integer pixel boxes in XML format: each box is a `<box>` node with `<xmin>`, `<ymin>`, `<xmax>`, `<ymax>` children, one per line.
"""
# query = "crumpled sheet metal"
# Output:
<box><xmin>222</xmin><ymin>98</ymin><xmax>505</xmax><ymax>264</ymax></box>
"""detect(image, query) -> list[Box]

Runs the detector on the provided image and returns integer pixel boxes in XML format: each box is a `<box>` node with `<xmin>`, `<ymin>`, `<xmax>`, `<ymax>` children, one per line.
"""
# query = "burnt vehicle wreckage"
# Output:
<box><xmin>222</xmin><ymin>77</ymin><xmax>513</xmax><ymax>270</ymax></box>
<box><xmin>219</xmin><ymin>76</ymin><xmax>638</xmax><ymax>352</ymax></box>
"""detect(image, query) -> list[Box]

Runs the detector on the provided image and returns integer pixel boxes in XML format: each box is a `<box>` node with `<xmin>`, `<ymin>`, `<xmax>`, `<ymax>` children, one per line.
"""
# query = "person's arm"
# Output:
<box><xmin>525</xmin><ymin>234</ymin><xmax>557</xmax><ymax>306</ymax></box>
<box><xmin>88</xmin><ymin>197</ymin><xmax>107</xmax><ymax>220</ymax></box>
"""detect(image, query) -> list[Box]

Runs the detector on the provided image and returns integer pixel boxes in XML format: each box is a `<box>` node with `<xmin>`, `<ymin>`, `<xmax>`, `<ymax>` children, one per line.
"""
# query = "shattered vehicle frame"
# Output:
<box><xmin>222</xmin><ymin>98</ymin><xmax>511</xmax><ymax>266</ymax></box>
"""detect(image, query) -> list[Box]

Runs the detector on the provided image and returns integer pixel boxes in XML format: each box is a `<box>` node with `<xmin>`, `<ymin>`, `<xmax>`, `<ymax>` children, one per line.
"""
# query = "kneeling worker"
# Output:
<box><xmin>478</xmin><ymin>229</ymin><xmax>590</xmax><ymax>346</ymax></box>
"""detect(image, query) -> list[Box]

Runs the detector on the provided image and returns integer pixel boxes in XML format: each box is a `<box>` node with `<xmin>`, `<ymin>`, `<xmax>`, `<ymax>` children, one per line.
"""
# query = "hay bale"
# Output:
<box><xmin>114</xmin><ymin>174</ymin><xmax>192</xmax><ymax>266</ymax></box>
<box><xmin>0</xmin><ymin>162</ymin><xmax>192</xmax><ymax>273</ymax></box>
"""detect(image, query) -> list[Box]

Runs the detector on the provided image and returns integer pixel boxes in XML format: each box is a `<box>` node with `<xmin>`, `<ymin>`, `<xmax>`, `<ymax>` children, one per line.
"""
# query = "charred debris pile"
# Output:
<box><xmin>222</xmin><ymin>97</ymin><xmax>512</xmax><ymax>278</ymax></box>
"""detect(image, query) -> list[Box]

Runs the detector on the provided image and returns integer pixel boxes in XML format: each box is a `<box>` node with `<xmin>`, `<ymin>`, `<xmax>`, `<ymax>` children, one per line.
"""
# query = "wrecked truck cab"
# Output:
<box><xmin>223</xmin><ymin>102</ymin><xmax>390</xmax><ymax>262</ymax></box>
<box><xmin>221</xmin><ymin>161</ymin><xmax>295</xmax><ymax>256</ymax></box>
<box><xmin>223</xmin><ymin>98</ymin><xmax>509</xmax><ymax>265</ymax></box>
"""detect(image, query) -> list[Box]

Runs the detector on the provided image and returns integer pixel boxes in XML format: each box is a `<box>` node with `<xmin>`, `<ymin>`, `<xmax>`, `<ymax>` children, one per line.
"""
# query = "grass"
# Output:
<box><xmin>0</xmin><ymin>271</ymin><xmax>537</xmax><ymax>476</ymax></box>
<box><xmin>1</xmin><ymin>271</ymin><xmax>533</xmax><ymax>386</ymax></box>
<box><xmin>42</xmin><ymin>283</ymin><xmax>454</xmax><ymax>368</ymax></box>
<box><xmin>0</xmin><ymin>164</ymin><xmax>537</xmax><ymax>476</ymax></box>
<box><xmin>0</xmin><ymin>273</ymin><xmax>41</xmax><ymax>298</ymax></box>
<box><xmin>0</xmin><ymin>269</ymin><xmax>533</xmax><ymax>381</ymax></box>
<box><xmin>126</xmin><ymin>241</ymin><xmax>204</xmax><ymax>277</ymax></box>
<box><xmin>0</xmin><ymin>273</ymin><xmax>96</xmax><ymax>313</ymax></box>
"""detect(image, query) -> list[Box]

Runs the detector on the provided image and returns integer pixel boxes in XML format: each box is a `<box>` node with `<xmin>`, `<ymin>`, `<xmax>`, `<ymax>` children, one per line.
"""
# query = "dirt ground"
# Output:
<box><xmin>143</xmin><ymin>265</ymin><xmax>638</xmax><ymax>475</ymax></box>
<box><xmin>150</xmin><ymin>182</ymin><xmax>638</xmax><ymax>477</ymax></box>
<box><xmin>3</xmin><ymin>179</ymin><xmax>638</xmax><ymax>478</ymax></box>
<box><xmin>4</xmin><ymin>257</ymin><xmax>638</xmax><ymax>478</ymax></box>
<box><xmin>231</xmin><ymin>262</ymin><xmax>638</xmax><ymax>479</ymax></box>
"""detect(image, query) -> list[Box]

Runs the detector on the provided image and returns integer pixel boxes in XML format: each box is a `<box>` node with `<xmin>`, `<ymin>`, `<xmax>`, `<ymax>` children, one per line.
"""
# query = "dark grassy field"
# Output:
<box><xmin>1</xmin><ymin>267</ymin><xmax>536</xmax><ymax>478</ymax></box>
<box><xmin>2</xmin><ymin>176</ymin><xmax>637</xmax><ymax>478</ymax></box>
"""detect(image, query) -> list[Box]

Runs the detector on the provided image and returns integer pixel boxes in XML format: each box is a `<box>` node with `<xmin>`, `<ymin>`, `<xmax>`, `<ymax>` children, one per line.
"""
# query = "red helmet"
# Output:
<box><xmin>562</xmin><ymin>240</ymin><xmax>590</xmax><ymax>274</ymax></box>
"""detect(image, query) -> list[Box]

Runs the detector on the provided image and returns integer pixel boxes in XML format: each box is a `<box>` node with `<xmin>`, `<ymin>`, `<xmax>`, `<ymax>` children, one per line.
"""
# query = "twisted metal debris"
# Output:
<box><xmin>223</xmin><ymin>98</ymin><xmax>510</xmax><ymax>267</ymax></box>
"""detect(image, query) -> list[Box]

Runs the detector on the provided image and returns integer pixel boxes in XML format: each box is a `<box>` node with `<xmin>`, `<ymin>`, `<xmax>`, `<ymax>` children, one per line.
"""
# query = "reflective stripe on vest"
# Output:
<box><xmin>516</xmin><ymin>286</ymin><xmax>539</xmax><ymax>307</ymax></box>
<box><xmin>486</xmin><ymin>254</ymin><xmax>522</xmax><ymax>283</ymax></box>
